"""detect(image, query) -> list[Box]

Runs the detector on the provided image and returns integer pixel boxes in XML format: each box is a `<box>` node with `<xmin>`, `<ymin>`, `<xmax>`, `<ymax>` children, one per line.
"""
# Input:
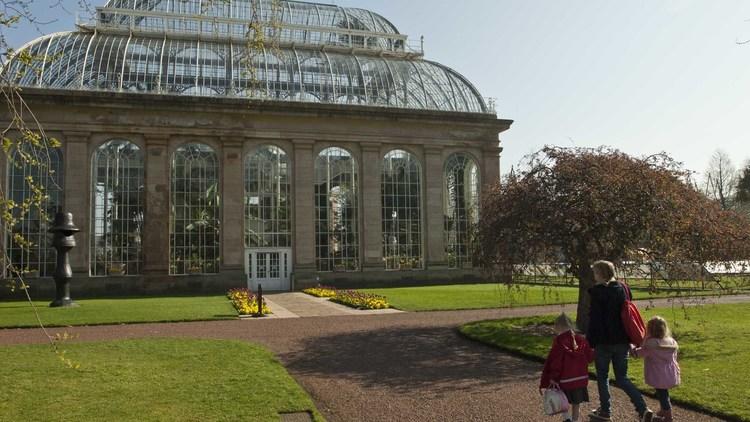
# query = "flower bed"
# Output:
<box><xmin>302</xmin><ymin>285</ymin><xmax>338</xmax><ymax>298</ymax></box>
<box><xmin>227</xmin><ymin>288</ymin><xmax>270</xmax><ymax>316</ymax></box>
<box><xmin>330</xmin><ymin>290</ymin><xmax>390</xmax><ymax>310</ymax></box>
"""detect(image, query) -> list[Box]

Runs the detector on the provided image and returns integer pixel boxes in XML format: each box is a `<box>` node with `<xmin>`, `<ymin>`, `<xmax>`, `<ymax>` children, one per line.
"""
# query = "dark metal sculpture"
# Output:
<box><xmin>49</xmin><ymin>212</ymin><xmax>80</xmax><ymax>307</ymax></box>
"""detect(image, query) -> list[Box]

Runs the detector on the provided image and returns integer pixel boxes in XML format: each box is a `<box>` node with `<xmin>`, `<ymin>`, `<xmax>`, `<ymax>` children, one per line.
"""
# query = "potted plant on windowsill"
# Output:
<box><xmin>22</xmin><ymin>268</ymin><xmax>39</xmax><ymax>279</ymax></box>
<box><xmin>109</xmin><ymin>263</ymin><xmax>126</xmax><ymax>276</ymax></box>
<box><xmin>187</xmin><ymin>254</ymin><xmax>204</xmax><ymax>275</ymax></box>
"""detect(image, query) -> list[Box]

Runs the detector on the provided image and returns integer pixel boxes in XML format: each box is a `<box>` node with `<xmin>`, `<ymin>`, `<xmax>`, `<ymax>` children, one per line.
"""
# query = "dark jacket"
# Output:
<box><xmin>540</xmin><ymin>331</ymin><xmax>595</xmax><ymax>390</ymax></box>
<box><xmin>586</xmin><ymin>281</ymin><xmax>630</xmax><ymax>347</ymax></box>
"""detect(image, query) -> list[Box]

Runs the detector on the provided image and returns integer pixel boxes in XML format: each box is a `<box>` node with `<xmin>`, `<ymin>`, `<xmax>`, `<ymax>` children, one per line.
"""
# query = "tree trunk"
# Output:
<box><xmin>576</xmin><ymin>262</ymin><xmax>595</xmax><ymax>333</ymax></box>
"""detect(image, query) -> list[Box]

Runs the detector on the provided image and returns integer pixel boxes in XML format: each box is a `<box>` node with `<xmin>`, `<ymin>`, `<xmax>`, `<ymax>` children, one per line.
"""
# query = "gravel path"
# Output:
<box><xmin>2</xmin><ymin>296</ymin><xmax>744</xmax><ymax>421</ymax></box>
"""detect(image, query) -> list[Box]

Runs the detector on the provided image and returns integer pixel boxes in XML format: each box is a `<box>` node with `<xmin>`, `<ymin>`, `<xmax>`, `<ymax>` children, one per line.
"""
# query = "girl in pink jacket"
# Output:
<box><xmin>632</xmin><ymin>316</ymin><xmax>681</xmax><ymax>422</ymax></box>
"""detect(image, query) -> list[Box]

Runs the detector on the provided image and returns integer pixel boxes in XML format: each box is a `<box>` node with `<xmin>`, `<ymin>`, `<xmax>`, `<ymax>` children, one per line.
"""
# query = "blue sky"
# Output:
<box><xmin>6</xmin><ymin>0</ymin><xmax>750</xmax><ymax>176</ymax></box>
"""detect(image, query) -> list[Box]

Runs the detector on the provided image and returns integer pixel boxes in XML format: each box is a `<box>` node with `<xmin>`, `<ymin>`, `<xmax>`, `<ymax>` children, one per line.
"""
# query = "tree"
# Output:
<box><xmin>735</xmin><ymin>161</ymin><xmax>750</xmax><ymax>212</ymax></box>
<box><xmin>703</xmin><ymin>149</ymin><xmax>738</xmax><ymax>210</ymax></box>
<box><xmin>477</xmin><ymin>146</ymin><xmax>750</xmax><ymax>331</ymax></box>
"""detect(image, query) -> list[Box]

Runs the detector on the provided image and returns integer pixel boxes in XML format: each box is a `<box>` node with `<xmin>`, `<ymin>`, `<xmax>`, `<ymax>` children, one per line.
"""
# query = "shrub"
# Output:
<box><xmin>331</xmin><ymin>290</ymin><xmax>389</xmax><ymax>310</ymax></box>
<box><xmin>302</xmin><ymin>285</ymin><xmax>337</xmax><ymax>298</ymax></box>
<box><xmin>227</xmin><ymin>288</ymin><xmax>270</xmax><ymax>316</ymax></box>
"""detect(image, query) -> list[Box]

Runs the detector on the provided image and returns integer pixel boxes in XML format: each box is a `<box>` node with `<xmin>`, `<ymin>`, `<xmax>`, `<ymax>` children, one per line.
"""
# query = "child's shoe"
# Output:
<box><xmin>640</xmin><ymin>409</ymin><xmax>654</xmax><ymax>422</ymax></box>
<box><xmin>589</xmin><ymin>408</ymin><xmax>611</xmax><ymax>421</ymax></box>
<box><xmin>658</xmin><ymin>410</ymin><xmax>673</xmax><ymax>422</ymax></box>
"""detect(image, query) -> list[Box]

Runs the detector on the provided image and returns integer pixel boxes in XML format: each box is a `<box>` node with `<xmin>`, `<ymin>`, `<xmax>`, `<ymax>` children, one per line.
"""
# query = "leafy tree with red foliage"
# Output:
<box><xmin>478</xmin><ymin>147</ymin><xmax>750</xmax><ymax>331</ymax></box>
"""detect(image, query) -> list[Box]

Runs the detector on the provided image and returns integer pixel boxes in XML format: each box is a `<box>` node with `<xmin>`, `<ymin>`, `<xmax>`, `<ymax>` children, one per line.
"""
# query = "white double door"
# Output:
<box><xmin>245</xmin><ymin>248</ymin><xmax>292</xmax><ymax>292</ymax></box>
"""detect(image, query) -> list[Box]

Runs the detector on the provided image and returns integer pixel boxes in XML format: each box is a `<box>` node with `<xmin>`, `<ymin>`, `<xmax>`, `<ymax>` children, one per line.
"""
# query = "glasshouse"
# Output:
<box><xmin>0</xmin><ymin>0</ymin><xmax>512</xmax><ymax>295</ymax></box>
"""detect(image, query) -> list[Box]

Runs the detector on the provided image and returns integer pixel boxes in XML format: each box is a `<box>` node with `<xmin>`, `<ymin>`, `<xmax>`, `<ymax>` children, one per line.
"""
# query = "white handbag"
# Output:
<box><xmin>543</xmin><ymin>387</ymin><xmax>570</xmax><ymax>416</ymax></box>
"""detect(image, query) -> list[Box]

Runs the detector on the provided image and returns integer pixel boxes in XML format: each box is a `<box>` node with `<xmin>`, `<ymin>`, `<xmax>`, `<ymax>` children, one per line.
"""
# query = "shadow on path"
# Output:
<box><xmin>283</xmin><ymin>325</ymin><xmax>538</xmax><ymax>397</ymax></box>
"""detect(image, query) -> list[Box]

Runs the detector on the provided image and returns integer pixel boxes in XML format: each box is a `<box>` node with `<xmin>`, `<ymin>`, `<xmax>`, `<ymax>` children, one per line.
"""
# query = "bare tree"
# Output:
<box><xmin>703</xmin><ymin>149</ymin><xmax>738</xmax><ymax>210</ymax></box>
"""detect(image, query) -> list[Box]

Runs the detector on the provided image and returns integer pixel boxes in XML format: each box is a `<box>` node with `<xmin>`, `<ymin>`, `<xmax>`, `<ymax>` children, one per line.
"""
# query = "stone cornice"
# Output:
<box><xmin>14</xmin><ymin>88</ymin><xmax>514</xmax><ymax>132</ymax></box>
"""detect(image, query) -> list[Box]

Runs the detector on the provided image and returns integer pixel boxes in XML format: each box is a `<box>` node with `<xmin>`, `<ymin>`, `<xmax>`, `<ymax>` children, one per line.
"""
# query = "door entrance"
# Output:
<box><xmin>245</xmin><ymin>249</ymin><xmax>292</xmax><ymax>291</ymax></box>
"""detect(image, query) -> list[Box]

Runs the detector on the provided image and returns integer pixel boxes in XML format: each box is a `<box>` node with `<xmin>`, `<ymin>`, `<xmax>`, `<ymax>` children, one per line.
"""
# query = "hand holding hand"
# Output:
<box><xmin>629</xmin><ymin>346</ymin><xmax>638</xmax><ymax>358</ymax></box>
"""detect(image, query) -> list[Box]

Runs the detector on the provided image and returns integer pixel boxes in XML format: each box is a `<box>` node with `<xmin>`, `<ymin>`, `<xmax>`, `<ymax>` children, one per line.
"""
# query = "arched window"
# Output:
<box><xmin>315</xmin><ymin>147</ymin><xmax>359</xmax><ymax>272</ymax></box>
<box><xmin>90</xmin><ymin>140</ymin><xmax>144</xmax><ymax>277</ymax></box>
<box><xmin>6</xmin><ymin>145</ymin><xmax>63</xmax><ymax>277</ymax></box>
<box><xmin>382</xmin><ymin>150</ymin><xmax>423</xmax><ymax>270</ymax></box>
<box><xmin>170</xmin><ymin>143</ymin><xmax>220</xmax><ymax>275</ymax></box>
<box><xmin>444</xmin><ymin>153</ymin><xmax>480</xmax><ymax>268</ymax></box>
<box><xmin>244</xmin><ymin>145</ymin><xmax>291</xmax><ymax>248</ymax></box>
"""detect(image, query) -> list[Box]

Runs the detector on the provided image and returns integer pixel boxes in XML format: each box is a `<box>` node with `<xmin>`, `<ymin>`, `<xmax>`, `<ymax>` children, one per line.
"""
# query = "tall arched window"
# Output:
<box><xmin>244</xmin><ymin>145</ymin><xmax>291</xmax><ymax>248</ymax></box>
<box><xmin>91</xmin><ymin>140</ymin><xmax>144</xmax><ymax>276</ymax></box>
<box><xmin>6</xmin><ymin>145</ymin><xmax>63</xmax><ymax>277</ymax></box>
<box><xmin>382</xmin><ymin>150</ymin><xmax>423</xmax><ymax>270</ymax></box>
<box><xmin>315</xmin><ymin>147</ymin><xmax>359</xmax><ymax>272</ymax></box>
<box><xmin>170</xmin><ymin>143</ymin><xmax>220</xmax><ymax>275</ymax></box>
<box><xmin>444</xmin><ymin>153</ymin><xmax>480</xmax><ymax>268</ymax></box>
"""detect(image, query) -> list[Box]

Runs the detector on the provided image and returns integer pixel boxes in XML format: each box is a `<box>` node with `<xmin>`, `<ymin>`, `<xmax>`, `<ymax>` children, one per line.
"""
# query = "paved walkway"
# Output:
<box><xmin>264</xmin><ymin>293</ymin><xmax>403</xmax><ymax>318</ymax></box>
<box><xmin>2</xmin><ymin>295</ymin><xmax>746</xmax><ymax>421</ymax></box>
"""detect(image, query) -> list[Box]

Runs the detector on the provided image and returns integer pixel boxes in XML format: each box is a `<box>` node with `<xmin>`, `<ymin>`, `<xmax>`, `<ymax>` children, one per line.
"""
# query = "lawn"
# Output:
<box><xmin>460</xmin><ymin>303</ymin><xmax>750</xmax><ymax>421</ymax></box>
<box><xmin>360</xmin><ymin>283</ymin><xmax>698</xmax><ymax>312</ymax></box>
<box><xmin>0</xmin><ymin>339</ymin><xmax>324</xmax><ymax>422</ymax></box>
<box><xmin>0</xmin><ymin>296</ymin><xmax>237</xmax><ymax>328</ymax></box>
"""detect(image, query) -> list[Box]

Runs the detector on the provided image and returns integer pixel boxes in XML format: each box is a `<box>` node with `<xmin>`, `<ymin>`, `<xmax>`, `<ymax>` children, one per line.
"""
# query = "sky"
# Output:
<box><xmin>5</xmin><ymin>0</ymin><xmax>750</xmax><ymax>176</ymax></box>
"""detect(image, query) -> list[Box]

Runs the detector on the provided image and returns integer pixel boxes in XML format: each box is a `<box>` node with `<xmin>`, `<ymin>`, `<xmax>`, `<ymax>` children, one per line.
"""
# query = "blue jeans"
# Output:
<box><xmin>595</xmin><ymin>344</ymin><xmax>647</xmax><ymax>415</ymax></box>
<box><xmin>656</xmin><ymin>389</ymin><xmax>672</xmax><ymax>411</ymax></box>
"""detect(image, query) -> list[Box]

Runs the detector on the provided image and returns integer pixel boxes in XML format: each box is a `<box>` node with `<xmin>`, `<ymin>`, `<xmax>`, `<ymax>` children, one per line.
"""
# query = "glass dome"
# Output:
<box><xmin>5</xmin><ymin>1</ymin><xmax>490</xmax><ymax>114</ymax></box>
<box><xmin>103</xmin><ymin>0</ymin><xmax>400</xmax><ymax>35</ymax></box>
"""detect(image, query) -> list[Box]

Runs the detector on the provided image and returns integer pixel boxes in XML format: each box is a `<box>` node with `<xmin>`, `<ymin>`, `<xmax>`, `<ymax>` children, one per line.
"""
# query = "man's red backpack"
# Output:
<box><xmin>620</xmin><ymin>282</ymin><xmax>646</xmax><ymax>346</ymax></box>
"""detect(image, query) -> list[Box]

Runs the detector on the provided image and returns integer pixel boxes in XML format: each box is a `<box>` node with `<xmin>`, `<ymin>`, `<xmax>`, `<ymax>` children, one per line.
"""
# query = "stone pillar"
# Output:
<box><xmin>63</xmin><ymin>132</ymin><xmax>90</xmax><ymax>275</ymax></box>
<box><xmin>361</xmin><ymin>142</ymin><xmax>383</xmax><ymax>270</ymax></box>
<box><xmin>482</xmin><ymin>143</ymin><xmax>503</xmax><ymax>188</ymax></box>
<box><xmin>142</xmin><ymin>136</ymin><xmax>170</xmax><ymax>275</ymax></box>
<box><xmin>424</xmin><ymin>146</ymin><xmax>447</xmax><ymax>269</ymax></box>
<box><xmin>293</xmin><ymin>140</ymin><xmax>315</xmax><ymax>273</ymax></box>
<box><xmin>221</xmin><ymin>139</ymin><xmax>244</xmax><ymax>271</ymax></box>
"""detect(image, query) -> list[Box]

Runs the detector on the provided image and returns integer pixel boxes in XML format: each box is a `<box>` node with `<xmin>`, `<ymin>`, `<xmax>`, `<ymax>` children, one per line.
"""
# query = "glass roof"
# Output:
<box><xmin>5</xmin><ymin>1</ymin><xmax>490</xmax><ymax>114</ymax></box>
<box><xmin>103</xmin><ymin>0</ymin><xmax>400</xmax><ymax>35</ymax></box>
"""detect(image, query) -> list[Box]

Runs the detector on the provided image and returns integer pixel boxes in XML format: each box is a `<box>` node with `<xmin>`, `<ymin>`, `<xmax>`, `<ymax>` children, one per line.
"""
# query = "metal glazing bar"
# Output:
<box><xmin>157</xmin><ymin>33</ymin><xmax>167</xmax><ymax>92</ymax></box>
<box><xmin>263</xmin><ymin>44</ymin><xmax>270</xmax><ymax>97</ymax></box>
<box><xmin>38</xmin><ymin>34</ymin><xmax>55</xmax><ymax>87</ymax></box>
<box><xmin>119</xmin><ymin>31</ymin><xmax>134</xmax><ymax>89</ymax></box>
<box><xmin>292</xmin><ymin>47</ymin><xmax>302</xmax><ymax>98</ymax></box>
<box><xmin>380</xmin><ymin>57</ymin><xmax>398</xmax><ymax>107</ymax></box>
<box><xmin>322</xmin><ymin>50</ymin><xmax>336</xmax><ymax>100</ymax></box>
<box><xmin>80</xmin><ymin>30</ymin><xmax>98</xmax><ymax>87</ymax></box>
<box><xmin>408</xmin><ymin>60</ymin><xmax>430</xmax><ymax>110</ymax></box>
<box><xmin>352</xmin><ymin>54</ymin><xmax>367</xmax><ymax>104</ymax></box>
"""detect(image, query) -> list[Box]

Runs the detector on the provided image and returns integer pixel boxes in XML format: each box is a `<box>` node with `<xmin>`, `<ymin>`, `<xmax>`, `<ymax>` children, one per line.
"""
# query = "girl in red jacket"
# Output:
<box><xmin>540</xmin><ymin>313</ymin><xmax>595</xmax><ymax>422</ymax></box>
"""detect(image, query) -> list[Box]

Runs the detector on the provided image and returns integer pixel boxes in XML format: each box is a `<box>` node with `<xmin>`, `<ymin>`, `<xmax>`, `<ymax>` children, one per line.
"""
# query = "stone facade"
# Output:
<box><xmin>1</xmin><ymin>88</ymin><xmax>511</xmax><ymax>296</ymax></box>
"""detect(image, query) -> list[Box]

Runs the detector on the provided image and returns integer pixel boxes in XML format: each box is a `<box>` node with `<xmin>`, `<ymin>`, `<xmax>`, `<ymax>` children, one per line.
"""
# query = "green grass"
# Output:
<box><xmin>359</xmin><ymin>283</ymin><xmax>704</xmax><ymax>312</ymax></box>
<box><xmin>0</xmin><ymin>296</ymin><xmax>237</xmax><ymax>328</ymax></box>
<box><xmin>0</xmin><ymin>338</ymin><xmax>323</xmax><ymax>421</ymax></box>
<box><xmin>361</xmin><ymin>284</ymin><xmax>579</xmax><ymax>311</ymax></box>
<box><xmin>460</xmin><ymin>303</ymin><xmax>750</xmax><ymax>421</ymax></box>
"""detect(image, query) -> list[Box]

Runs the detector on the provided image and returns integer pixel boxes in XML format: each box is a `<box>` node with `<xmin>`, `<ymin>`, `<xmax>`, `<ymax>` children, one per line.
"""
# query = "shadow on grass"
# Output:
<box><xmin>282</xmin><ymin>325</ymin><xmax>540</xmax><ymax>397</ymax></box>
